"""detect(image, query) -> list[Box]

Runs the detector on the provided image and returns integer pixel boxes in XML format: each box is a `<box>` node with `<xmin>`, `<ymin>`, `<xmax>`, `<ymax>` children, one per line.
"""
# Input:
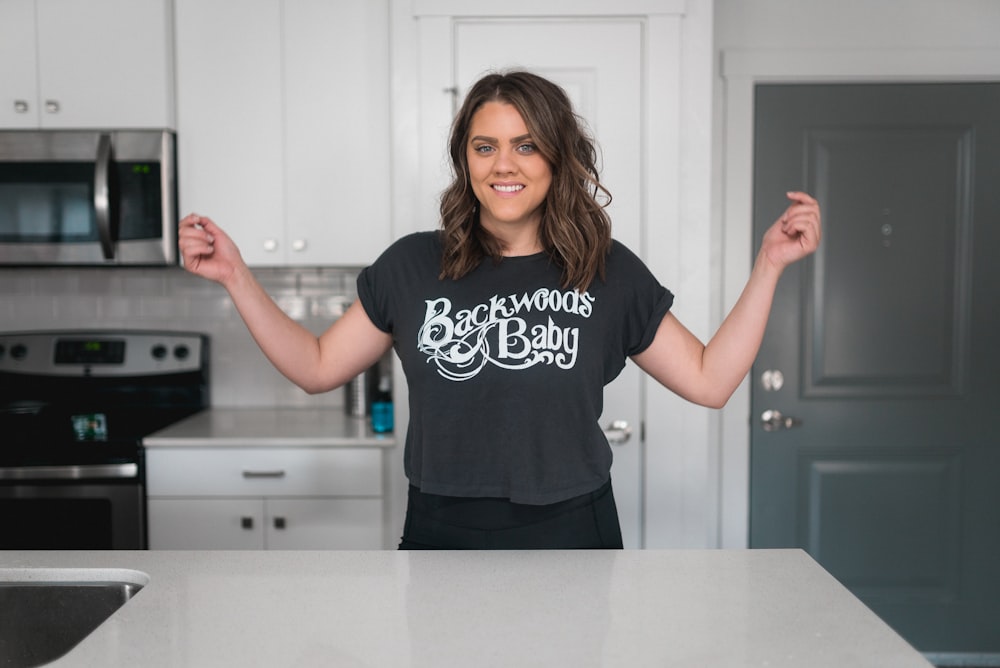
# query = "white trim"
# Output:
<box><xmin>412</xmin><ymin>0</ymin><xmax>686</xmax><ymax>18</ymax></box>
<box><xmin>643</xmin><ymin>2</ymin><xmax>717</xmax><ymax>549</ymax></box>
<box><xmin>718</xmin><ymin>47</ymin><xmax>1000</xmax><ymax>549</ymax></box>
<box><xmin>723</xmin><ymin>48</ymin><xmax>1000</xmax><ymax>81</ymax></box>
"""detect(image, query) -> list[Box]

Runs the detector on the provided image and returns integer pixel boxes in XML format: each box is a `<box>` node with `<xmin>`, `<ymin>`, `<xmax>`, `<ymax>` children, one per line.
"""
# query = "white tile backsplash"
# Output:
<box><xmin>0</xmin><ymin>266</ymin><xmax>360</xmax><ymax>409</ymax></box>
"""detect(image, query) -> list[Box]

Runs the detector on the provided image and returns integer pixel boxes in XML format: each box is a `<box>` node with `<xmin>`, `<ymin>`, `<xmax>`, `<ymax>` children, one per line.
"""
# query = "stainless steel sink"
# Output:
<box><xmin>0</xmin><ymin>569</ymin><xmax>148</xmax><ymax>668</ymax></box>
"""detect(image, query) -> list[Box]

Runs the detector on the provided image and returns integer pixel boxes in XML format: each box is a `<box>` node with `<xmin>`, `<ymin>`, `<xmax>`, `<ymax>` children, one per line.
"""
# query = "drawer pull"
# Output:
<box><xmin>241</xmin><ymin>516</ymin><xmax>254</xmax><ymax>530</ymax></box>
<box><xmin>273</xmin><ymin>517</ymin><xmax>287</xmax><ymax>530</ymax></box>
<box><xmin>242</xmin><ymin>470</ymin><xmax>286</xmax><ymax>479</ymax></box>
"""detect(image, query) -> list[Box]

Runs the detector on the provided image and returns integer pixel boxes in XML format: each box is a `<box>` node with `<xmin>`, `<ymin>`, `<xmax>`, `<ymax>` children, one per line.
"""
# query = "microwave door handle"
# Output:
<box><xmin>93</xmin><ymin>133</ymin><xmax>117</xmax><ymax>260</ymax></box>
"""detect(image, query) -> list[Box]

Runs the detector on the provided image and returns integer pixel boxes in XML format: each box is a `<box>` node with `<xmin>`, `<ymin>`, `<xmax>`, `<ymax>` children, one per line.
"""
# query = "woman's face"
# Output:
<box><xmin>466</xmin><ymin>101</ymin><xmax>552</xmax><ymax>244</ymax></box>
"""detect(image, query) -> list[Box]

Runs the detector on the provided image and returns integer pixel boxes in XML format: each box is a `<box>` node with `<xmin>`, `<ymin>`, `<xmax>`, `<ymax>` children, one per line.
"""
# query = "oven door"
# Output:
<box><xmin>0</xmin><ymin>465</ymin><xmax>146</xmax><ymax>549</ymax></box>
<box><xmin>0</xmin><ymin>130</ymin><xmax>177</xmax><ymax>266</ymax></box>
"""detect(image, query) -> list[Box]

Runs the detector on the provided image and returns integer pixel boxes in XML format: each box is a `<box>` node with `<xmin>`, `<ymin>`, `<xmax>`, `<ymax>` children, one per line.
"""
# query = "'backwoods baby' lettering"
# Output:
<box><xmin>416</xmin><ymin>288</ymin><xmax>595</xmax><ymax>381</ymax></box>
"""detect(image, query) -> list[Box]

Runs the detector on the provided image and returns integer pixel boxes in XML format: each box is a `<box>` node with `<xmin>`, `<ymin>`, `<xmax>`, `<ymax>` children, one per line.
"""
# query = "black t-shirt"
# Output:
<box><xmin>357</xmin><ymin>231</ymin><xmax>673</xmax><ymax>504</ymax></box>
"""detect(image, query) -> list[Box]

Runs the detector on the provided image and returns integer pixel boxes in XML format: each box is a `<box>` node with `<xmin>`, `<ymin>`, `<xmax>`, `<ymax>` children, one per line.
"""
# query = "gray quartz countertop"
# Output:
<box><xmin>143</xmin><ymin>408</ymin><xmax>396</xmax><ymax>448</ymax></box>
<box><xmin>2</xmin><ymin>549</ymin><xmax>932</xmax><ymax>668</ymax></box>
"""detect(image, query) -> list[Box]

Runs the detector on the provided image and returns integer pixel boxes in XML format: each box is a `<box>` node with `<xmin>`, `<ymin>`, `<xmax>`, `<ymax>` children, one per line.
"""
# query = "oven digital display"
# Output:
<box><xmin>54</xmin><ymin>339</ymin><xmax>126</xmax><ymax>365</ymax></box>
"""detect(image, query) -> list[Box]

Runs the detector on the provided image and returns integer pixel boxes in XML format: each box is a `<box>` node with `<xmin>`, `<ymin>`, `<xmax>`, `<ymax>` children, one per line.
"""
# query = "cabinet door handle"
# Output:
<box><xmin>45</xmin><ymin>99</ymin><xmax>60</xmax><ymax>114</ymax></box>
<box><xmin>242</xmin><ymin>470</ymin><xmax>286</xmax><ymax>479</ymax></box>
<box><xmin>14</xmin><ymin>100</ymin><xmax>29</xmax><ymax>114</ymax></box>
<box><xmin>273</xmin><ymin>517</ymin><xmax>286</xmax><ymax>530</ymax></box>
<box><xmin>241</xmin><ymin>516</ymin><xmax>254</xmax><ymax>530</ymax></box>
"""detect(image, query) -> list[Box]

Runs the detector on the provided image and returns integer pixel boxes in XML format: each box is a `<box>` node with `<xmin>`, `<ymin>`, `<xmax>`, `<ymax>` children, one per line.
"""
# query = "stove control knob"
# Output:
<box><xmin>10</xmin><ymin>344</ymin><xmax>27</xmax><ymax>360</ymax></box>
<box><xmin>151</xmin><ymin>344</ymin><xmax>168</xmax><ymax>360</ymax></box>
<box><xmin>173</xmin><ymin>344</ymin><xmax>190</xmax><ymax>360</ymax></box>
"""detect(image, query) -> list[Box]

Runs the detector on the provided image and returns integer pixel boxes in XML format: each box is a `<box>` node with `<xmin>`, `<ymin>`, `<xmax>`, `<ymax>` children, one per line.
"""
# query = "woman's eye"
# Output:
<box><xmin>474</xmin><ymin>145</ymin><xmax>494</xmax><ymax>154</ymax></box>
<box><xmin>517</xmin><ymin>143</ymin><xmax>537</xmax><ymax>153</ymax></box>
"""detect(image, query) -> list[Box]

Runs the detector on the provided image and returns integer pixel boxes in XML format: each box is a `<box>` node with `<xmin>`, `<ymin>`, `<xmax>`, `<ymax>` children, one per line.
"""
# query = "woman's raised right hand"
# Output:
<box><xmin>177</xmin><ymin>214</ymin><xmax>244</xmax><ymax>285</ymax></box>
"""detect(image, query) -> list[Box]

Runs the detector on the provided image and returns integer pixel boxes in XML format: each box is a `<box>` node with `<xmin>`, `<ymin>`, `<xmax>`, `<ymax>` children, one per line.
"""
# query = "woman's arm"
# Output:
<box><xmin>178</xmin><ymin>214</ymin><xmax>393</xmax><ymax>394</ymax></box>
<box><xmin>632</xmin><ymin>192</ymin><xmax>821</xmax><ymax>408</ymax></box>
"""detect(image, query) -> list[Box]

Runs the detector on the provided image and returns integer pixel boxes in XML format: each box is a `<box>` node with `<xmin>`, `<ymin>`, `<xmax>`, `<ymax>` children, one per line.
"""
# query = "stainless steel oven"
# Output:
<box><xmin>0</xmin><ymin>130</ymin><xmax>177</xmax><ymax>265</ymax></box>
<box><xmin>0</xmin><ymin>330</ymin><xmax>209</xmax><ymax>549</ymax></box>
<box><xmin>1</xmin><ymin>476</ymin><xmax>146</xmax><ymax>550</ymax></box>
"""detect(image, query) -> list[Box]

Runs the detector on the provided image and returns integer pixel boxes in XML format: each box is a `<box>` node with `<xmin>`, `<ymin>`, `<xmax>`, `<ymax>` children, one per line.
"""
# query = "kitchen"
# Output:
<box><xmin>2</xmin><ymin>0</ymin><xmax>998</xmax><ymax>666</ymax></box>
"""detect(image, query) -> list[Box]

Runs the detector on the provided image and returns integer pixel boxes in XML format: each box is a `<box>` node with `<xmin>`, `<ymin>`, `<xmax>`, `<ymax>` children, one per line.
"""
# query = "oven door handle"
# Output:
<box><xmin>0</xmin><ymin>463</ymin><xmax>138</xmax><ymax>481</ymax></box>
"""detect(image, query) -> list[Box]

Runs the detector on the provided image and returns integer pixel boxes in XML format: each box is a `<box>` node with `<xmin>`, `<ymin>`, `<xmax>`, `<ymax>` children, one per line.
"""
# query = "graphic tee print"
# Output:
<box><xmin>357</xmin><ymin>232</ymin><xmax>672</xmax><ymax>504</ymax></box>
<box><xmin>418</xmin><ymin>288</ymin><xmax>594</xmax><ymax>381</ymax></box>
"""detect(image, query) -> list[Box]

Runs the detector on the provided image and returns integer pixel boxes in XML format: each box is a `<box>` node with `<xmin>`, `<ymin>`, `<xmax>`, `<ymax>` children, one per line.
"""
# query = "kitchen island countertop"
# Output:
<box><xmin>2</xmin><ymin>549</ymin><xmax>932</xmax><ymax>667</ymax></box>
<box><xmin>143</xmin><ymin>407</ymin><xmax>396</xmax><ymax>448</ymax></box>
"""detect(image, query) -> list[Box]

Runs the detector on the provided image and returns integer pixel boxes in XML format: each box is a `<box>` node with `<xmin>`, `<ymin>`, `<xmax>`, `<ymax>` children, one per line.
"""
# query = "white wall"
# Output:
<box><xmin>716</xmin><ymin>0</ymin><xmax>1000</xmax><ymax>49</ymax></box>
<box><xmin>711</xmin><ymin>0</ymin><xmax>1000</xmax><ymax>548</ymax></box>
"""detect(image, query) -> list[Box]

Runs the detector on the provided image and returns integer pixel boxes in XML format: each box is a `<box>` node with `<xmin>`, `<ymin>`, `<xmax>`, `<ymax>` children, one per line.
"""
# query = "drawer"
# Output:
<box><xmin>146</xmin><ymin>447</ymin><xmax>382</xmax><ymax>496</ymax></box>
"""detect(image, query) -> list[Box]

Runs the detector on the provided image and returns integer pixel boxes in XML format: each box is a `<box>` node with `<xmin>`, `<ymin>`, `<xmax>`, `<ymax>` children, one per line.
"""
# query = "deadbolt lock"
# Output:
<box><xmin>761</xmin><ymin>369</ymin><xmax>785</xmax><ymax>392</ymax></box>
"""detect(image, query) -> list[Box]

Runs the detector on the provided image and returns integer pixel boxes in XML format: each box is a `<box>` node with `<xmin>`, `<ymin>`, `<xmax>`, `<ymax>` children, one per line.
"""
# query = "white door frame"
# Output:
<box><xmin>719</xmin><ymin>47</ymin><xmax>1000</xmax><ymax>548</ymax></box>
<box><xmin>390</xmin><ymin>0</ymin><xmax>717</xmax><ymax>548</ymax></box>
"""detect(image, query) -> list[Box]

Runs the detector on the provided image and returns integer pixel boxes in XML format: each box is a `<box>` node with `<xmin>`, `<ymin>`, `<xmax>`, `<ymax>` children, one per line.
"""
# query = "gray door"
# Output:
<box><xmin>750</xmin><ymin>83</ymin><xmax>1000</xmax><ymax>657</ymax></box>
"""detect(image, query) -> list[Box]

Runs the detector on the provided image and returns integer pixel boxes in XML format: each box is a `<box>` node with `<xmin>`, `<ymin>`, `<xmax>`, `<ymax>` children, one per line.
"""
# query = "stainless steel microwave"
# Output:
<box><xmin>0</xmin><ymin>130</ymin><xmax>177</xmax><ymax>266</ymax></box>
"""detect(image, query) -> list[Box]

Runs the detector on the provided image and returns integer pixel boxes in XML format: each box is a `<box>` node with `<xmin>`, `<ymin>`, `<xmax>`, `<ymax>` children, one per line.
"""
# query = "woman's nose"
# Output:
<box><xmin>492</xmin><ymin>148</ymin><xmax>517</xmax><ymax>174</ymax></box>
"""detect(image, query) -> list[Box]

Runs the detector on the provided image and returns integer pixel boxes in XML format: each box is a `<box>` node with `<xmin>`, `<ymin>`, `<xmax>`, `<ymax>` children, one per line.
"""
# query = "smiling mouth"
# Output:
<box><xmin>492</xmin><ymin>184</ymin><xmax>524</xmax><ymax>193</ymax></box>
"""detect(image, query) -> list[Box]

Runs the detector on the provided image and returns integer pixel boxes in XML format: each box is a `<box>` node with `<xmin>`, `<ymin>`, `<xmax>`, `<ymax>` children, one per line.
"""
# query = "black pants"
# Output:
<box><xmin>398</xmin><ymin>480</ymin><xmax>624</xmax><ymax>550</ymax></box>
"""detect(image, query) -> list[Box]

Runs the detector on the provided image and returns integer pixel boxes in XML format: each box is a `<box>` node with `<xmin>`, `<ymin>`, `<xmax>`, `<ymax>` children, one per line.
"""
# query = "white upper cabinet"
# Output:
<box><xmin>174</xmin><ymin>0</ymin><xmax>285</xmax><ymax>264</ymax></box>
<box><xmin>174</xmin><ymin>0</ymin><xmax>392</xmax><ymax>266</ymax></box>
<box><xmin>0</xmin><ymin>0</ymin><xmax>175</xmax><ymax>129</ymax></box>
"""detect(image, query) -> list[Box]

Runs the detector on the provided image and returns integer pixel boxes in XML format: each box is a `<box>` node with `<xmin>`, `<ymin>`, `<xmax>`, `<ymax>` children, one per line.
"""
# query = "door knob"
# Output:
<box><xmin>603</xmin><ymin>420</ymin><xmax>632</xmax><ymax>445</ymax></box>
<box><xmin>760</xmin><ymin>409</ymin><xmax>802</xmax><ymax>432</ymax></box>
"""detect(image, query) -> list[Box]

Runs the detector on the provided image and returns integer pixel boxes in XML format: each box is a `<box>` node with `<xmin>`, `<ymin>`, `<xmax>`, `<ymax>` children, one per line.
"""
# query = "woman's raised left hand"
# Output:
<box><xmin>759</xmin><ymin>191</ymin><xmax>822</xmax><ymax>270</ymax></box>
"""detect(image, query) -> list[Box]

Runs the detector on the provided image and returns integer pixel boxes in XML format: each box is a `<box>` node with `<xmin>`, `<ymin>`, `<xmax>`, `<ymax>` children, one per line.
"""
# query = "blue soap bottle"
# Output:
<box><xmin>370</xmin><ymin>374</ymin><xmax>394</xmax><ymax>433</ymax></box>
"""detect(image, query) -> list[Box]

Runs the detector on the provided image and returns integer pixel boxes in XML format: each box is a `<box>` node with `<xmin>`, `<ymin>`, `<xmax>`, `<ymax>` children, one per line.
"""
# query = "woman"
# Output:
<box><xmin>179</xmin><ymin>71</ymin><xmax>821</xmax><ymax>550</ymax></box>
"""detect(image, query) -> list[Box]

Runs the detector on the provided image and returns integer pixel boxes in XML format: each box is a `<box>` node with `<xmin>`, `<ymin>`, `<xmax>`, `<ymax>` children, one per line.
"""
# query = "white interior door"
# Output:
<box><xmin>451</xmin><ymin>19</ymin><xmax>646</xmax><ymax>546</ymax></box>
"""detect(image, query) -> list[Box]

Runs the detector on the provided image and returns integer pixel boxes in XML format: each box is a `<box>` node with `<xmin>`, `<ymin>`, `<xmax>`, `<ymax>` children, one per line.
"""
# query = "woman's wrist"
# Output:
<box><xmin>752</xmin><ymin>247</ymin><xmax>786</xmax><ymax>285</ymax></box>
<box><xmin>221</xmin><ymin>260</ymin><xmax>255</xmax><ymax>295</ymax></box>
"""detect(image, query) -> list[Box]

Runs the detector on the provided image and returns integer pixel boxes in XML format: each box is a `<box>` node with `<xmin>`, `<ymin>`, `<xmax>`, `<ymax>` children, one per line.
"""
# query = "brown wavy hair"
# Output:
<box><xmin>438</xmin><ymin>70</ymin><xmax>613</xmax><ymax>291</ymax></box>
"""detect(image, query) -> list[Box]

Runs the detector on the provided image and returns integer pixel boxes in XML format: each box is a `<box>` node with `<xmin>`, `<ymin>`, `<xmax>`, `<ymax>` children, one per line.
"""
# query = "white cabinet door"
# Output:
<box><xmin>0</xmin><ymin>0</ymin><xmax>173</xmax><ymax>129</ymax></box>
<box><xmin>148</xmin><ymin>498</ymin><xmax>265</xmax><ymax>549</ymax></box>
<box><xmin>0</xmin><ymin>0</ymin><xmax>39</xmax><ymax>127</ymax></box>
<box><xmin>175</xmin><ymin>0</ymin><xmax>391</xmax><ymax>266</ymax></box>
<box><xmin>35</xmin><ymin>0</ymin><xmax>174</xmax><ymax>128</ymax></box>
<box><xmin>282</xmin><ymin>0</ymin><xmax>391</xmax><ymax>266</ymax></box>
<box><xmin>447</xmin><ymin>19</ymin><xmax>646</xmax><ymax>547</ymax></box>
<box><xmin>174</xmin><ymin>0</ymin><xmax>285</xmax><ymax>262</ymax></box>
<box><xmin>265</xmin><ymin>498</ymin><xmax>384</xmax><ymax>549</ymax></box>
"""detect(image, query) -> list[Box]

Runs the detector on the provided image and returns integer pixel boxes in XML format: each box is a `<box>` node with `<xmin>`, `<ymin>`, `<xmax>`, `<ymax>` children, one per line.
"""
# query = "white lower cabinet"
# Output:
<box><xmin>147</xmin><ymin>447</ymin><xmax>385</xmax><ymax>550</ymax></box>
